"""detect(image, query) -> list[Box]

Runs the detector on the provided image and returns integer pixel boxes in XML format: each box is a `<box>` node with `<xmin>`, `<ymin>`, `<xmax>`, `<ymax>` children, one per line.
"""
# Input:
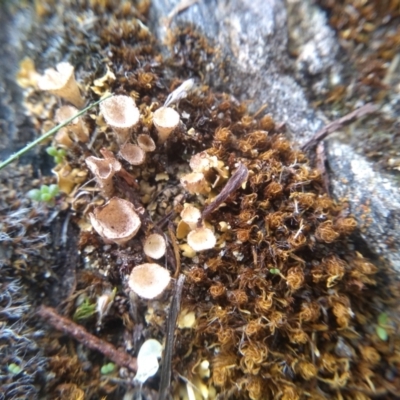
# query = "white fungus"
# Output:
<box><xmin>134</xmin><ymin>339</ymin><xmax>163</xmax><ymax>385</ymax></box>
<box><xmin>143</xmin><ymin>233</ymin><xmax>166</xmax><ymax>260</ymax></box>
<box><xmin>152</xmin><ymin>106</ymin><xmax>180</xmax><ymax>143</ymax></box>
<box><xmin>89</xmin><ymin>197</ymin><xmax>141</xmax><ymax>245</ymax></box>
<box><xmin>119</xmin><ymin>143</ymin><xmax>146</xmax><ymax>165</ymax></box>
<box><xmin>187</xmin><ymin>227</ymin><xmax>217</xmax><ymax>252</ymax></box>
<box><xmin>38</xmin><ymin>62</ymin><xmax>84</xmax><ymax>108</ymax></box>
<box><xmin>100</xmin><ymin>95</ymin><xmax>140</xmax><ymax>144</ymax></box>
<box><xmin>128</xmin><ymin>263</ymin><xmax>171</xmax><ymax>299</ymax></box>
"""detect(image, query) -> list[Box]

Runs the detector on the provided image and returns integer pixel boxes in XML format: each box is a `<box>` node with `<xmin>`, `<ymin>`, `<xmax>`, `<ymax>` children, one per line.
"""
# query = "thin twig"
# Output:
<box><xmin>316</xmin><ymin>142</ymin><xmax>330</xmax><ymax>195</ymax></box>
<box><xmin>37</xmin><ymin>305</ymin><xmax>137</xmax><ymax>372</ymax></box>
<box><xmin>156</xmin><ymin>209</ymin><xmax>176</xmax><ymax>230</ymax></box>
<box><xmin>202</xmin><ymin>163</ymin><xmax>249</xmax><ymax>220</ymax></box>
<box><xmin>0</xmin><ymin>95</ymin><xmax>111</xmax><ymax>170</ymax></box>
<box><xmin>158</xmin><ymin>275</ymin><xmax>186</xmax><ymax>400</ymax></box>
<box><xmin>301</xmin><ymin>103</ymin><xmax>379</xmax><ymax>151</ymax></box>
<box><xmin>168</xmin><ymin>222</ymin><xmax>181</xmax><ymax>279</ymax></box>
<box><xmin>164</xmin><ymin>0</ymin><xmax>200</xmax><ymax>28</ymax></box>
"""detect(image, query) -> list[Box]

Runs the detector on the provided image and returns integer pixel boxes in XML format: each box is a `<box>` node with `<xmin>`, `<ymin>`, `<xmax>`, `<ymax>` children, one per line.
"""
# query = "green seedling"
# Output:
<box><xmin>73</xmin><ymin>297</ymin><xmax>97</xmax><ymax>321</ymax></box>
<box><xmin>0</xmin><ymin>95</ymin><xmax>111</xmax><ymax>171</ymax></box>
<box><xmin>101</xmin><ymin>362</ymin><xmax>116</xmax><ymax>375</ymax></box>
<box><xmin>27</xmin><ymin>184</ymin><xmax>60</xmax><ymax>205</ymax></box>
<box><xmin>8</xmin><ymin>363</ymin><xmax>22</xmax><ymax>375</ymax></box>
<box><xmin>376</xmin><ymin>312</ymin><xmax>390</xmax><ymax>341</ymax></box>
<box><xmin>269</xmin><ymin>268</ymin><xmax>281</xmax><ymax>275</ymax></box>
<box><xmin>46</xmin><ymin>146</ymin><xmax>67</xmax><ymax>164</ymax></box>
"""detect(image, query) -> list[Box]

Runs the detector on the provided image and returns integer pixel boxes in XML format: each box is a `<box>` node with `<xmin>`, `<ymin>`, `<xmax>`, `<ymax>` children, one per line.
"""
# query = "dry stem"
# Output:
<box><xmin>37</xmin><ymin>305</ymin><xmax>137</xmax><ymax>372</ymax></box>
<box><xmin>301</xmin><ymin>103</ymin><xmax>379</xmax><ymax>151</ymax></box>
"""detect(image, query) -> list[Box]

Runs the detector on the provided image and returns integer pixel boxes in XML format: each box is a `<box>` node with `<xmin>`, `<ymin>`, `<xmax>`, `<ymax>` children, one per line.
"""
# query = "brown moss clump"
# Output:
<box><xmin>316</xmin><ymin>0</ymin><xmax>400</xmax><ymax>103</ymax></box>
<box><xmin>165</xmin><ymin>93</ymin><xmax>400</xmax><ymax>399</ymax></box>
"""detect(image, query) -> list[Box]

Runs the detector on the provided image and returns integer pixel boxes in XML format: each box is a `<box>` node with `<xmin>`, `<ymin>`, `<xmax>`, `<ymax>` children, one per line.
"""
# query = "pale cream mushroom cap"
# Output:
<box><xmin>100</xmin><ymin>95</ymin><xmax>140</xmax><ymax>143</ymax></box>
<box><xmin>55</xmin><ymin>105</ymin><xmax>89</xmax><ymax>143</ymax></box>
<box><xmin>119</xmin><ymin>143</ymin><xmax>146</xmax><ymax>165</ymax></box>
<box><xmin>143</xmin><ymin>233</ymin><xmax>166</xmax><ymax>259</ymax></box>
<box><xmin>180</xmin><ymin>172</ymin><xmax>210</xmax><ymax>195</ymax></box>
<box><xmin>152</xmin><ymin>106</ymin><xmax>180</xmax><ymax>143</ymax></box>
<box><xmin>134</xmin><ymin>339</ymin><xmax>163</xmax><ymax>384</ymax></box>
<box><xmin>180</xmin><ymin>203</ymin><xmax>202</xmax><ymax>230</ymax></box>
<box><xmin>187</xmin><ymin>227</ymin><xmax>216</xmax><ymax>252</ymax></box>
<box><xmin>85</xmin><ymin>155</ymin><xmax>121</xmax><ymax>197</ymax></box>
<box><xmin>137</xmin><ymin>134</ymin><xmax>156</xmax><ymax>152</ymax></box>
<box><xmin>89</xmin><ymin>197</ymin><xmax>141</xmax><ymax>245</ymax></box>
<box><xmin>128</xmin><ymin>263</ymin><xmax>171</xmax><ymax>299</ymax></box>
<box><xmin>38</xmin><ymin>62</ymin><xmax>84</xmax><ymax>108</ymax></box>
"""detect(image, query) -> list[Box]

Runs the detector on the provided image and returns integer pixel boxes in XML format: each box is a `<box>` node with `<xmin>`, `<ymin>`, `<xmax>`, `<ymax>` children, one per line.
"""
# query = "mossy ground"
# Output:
<box><xmin>1</xmin><ymin>1</ymin><xmax>400</xmax><ymax>399</ymax></box>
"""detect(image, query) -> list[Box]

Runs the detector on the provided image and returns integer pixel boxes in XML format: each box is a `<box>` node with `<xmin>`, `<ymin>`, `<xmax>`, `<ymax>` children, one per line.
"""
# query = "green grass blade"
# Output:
<box><xmin>0</xmin><ymin>95</ymin><xmax>111</xmax><ymax>170</ymax></box>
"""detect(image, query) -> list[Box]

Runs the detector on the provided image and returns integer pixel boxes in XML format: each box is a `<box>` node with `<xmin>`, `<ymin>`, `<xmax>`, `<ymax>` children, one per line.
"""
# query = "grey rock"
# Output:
<box><xmin>327</xmin><ymin>140</ymin><xmax>400</xmax><ymax>271</ymax></box>
<box><xmin>0</xmin><ymin>5</ymin><xmax>36</xmax><ymax>161</ymax></box>
<box><xmin>149</xmin><ymin>0</ymin><xmax>325</xmax><ymax>144</ymax></box>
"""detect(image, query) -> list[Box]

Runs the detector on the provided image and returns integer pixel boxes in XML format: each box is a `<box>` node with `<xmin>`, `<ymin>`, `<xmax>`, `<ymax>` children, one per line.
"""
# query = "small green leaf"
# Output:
<box><xmin>8</xmin><ymin>363</ymin><xmax>22</xmax><ymax>375</ymax></box>
<box><xmin>101</xmin><ymin>362</ymin><xmax>116</xmax><ymax>374</ymax></box>
<box><xmin>269</xmin><ymin>268</ymin><xmax>280</xmax><ymax>275</ymax></box>
<box><xmin>57</xmin><ymin>149</ymin><xmax>67</xmax><ymax>157</ymax></box>
<box><xmin>40</xmin><ymin>185</ymin><xmax>50</xmax><ymax>194</ymax></box>
<box><xmin>46</xmin><ymin>146</ymin><xmax>58</xmax><ymax>156</ymax></box>
<box><xmin>27</xmin><ymin>189</ymin><xmax>42</xmax><ymax>201</ymax></box>
<box><xmin>378</xmin><ymin>312</ymin><xmax>388</xmax><ymax>326</ymax></box>
<box><xmin>73</xmin><ymin>297</ymin><xmax>96</xmax><ymax>321</ymax></box>
<box><xmin>376</xmin><ymin>326</ymin><xmax>388</xmax><ymax>341</ymax></box>
<box><xmin>54</xmin><ymin>156</ymin><xmax>63</xmax><ymax>164</ymax></box>
<box><xmin>49</xmin><ymin>184</ymin><xmax>60</xmax><ymax>197</ymax></box>
<box><xmin>40</xmin><ymin>193</ymin><xmax>53</xmax><ymax>202</ymax></box>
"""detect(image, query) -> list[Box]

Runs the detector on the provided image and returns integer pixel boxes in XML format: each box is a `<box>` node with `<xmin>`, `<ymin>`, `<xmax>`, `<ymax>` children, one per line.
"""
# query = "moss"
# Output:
<box><xmin>6</xmin><ymin>0</ymin><xmax>400</xmax><ymax>399</ymax></box>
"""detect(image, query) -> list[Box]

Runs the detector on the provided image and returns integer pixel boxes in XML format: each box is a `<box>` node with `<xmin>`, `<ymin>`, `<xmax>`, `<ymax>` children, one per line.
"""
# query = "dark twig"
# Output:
<box><xmin>37</xmin><ymin>305</ymin><xmax>137</xmax><ymax>372</ymax></box>
<box><xmin>202</xmin><ymin>163</ymin><xmax>249</xmax><ymax>220</ymax></box>
<box><xmin>168</xmin><ymin>222</ymin><xmax>181</xmax><ymax>279</ymax></box>
<box><xmin>316</xmin><ymin>142</ymin><xmax>330</xmax><ymax>195</ymax></box>
<box><xmin>164</xmin><ymin>0</ymin><xmax>199</xmax><ymax>28</ymax></box>
<box><xmin>301</xmin><ymin>103</ymin><xmax>379</xmax><ymax>151</ymax></box>
<box><xmin>158</xmin><ymin>275</ymin><xmax>186</xmax><ymax>400</ymax></box>
<box><xmin>156</xmin><ymin>209</ymin><xmax>176</xmax><ymax>230</ymax></box>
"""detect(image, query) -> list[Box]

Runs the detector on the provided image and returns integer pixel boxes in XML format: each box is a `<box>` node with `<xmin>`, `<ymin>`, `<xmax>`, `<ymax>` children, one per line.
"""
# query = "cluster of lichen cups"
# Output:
<box><xmin>34</xmin><ymin>63</ymin><xmax>182</xmax><ymax>298</ymax></box>
<box><xmin>86</xmin><ymin>100</ymin><xmax>232</xmax><ymax>304</ymax></box>
<box><xmin>85</xmin><ymin>96</ymin><xmax>184</xmax><ymax>300</ymax></box>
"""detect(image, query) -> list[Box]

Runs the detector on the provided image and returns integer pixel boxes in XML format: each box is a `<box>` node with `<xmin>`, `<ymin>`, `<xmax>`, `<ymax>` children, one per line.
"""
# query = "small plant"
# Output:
<box><xmin>73</xmin><ymin>296</ymin><xmax>97</xmax><ymax>321</ymax></box>
<box><xmin>376</xmin><ymin>312</ymin><xmax>390</xmax><ymax>341</ymax></box>
<box><xmin>27</xmin><ymin>184</ymin><xmax>60</xmax><ymax>205</ymax></box>
<box><xmin>46</xmin><ymin>146</ymin><xmax>66</xmax><ymax>164</ymax></box>
<box><xmin>269</xmin><ymin>268</ymin><xmax>281</xmax><ymax>275</ymax></box>
<box><xmin>100</xmin><ymin>362</ymin><xmax>116</xmax><ymax>375</ymax></box>
<box><xmin>7</xmin><ymin>363</ymin><xmax>22</xmax><ymax>375</ymax></box>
